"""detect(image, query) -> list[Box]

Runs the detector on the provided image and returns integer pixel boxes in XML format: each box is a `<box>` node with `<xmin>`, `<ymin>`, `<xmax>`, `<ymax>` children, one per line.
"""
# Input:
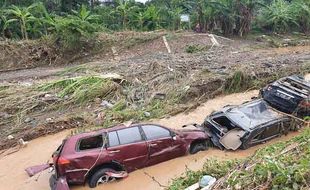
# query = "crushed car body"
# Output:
<box><xmin>26</xmin><ymin>123</ymin><xmax>208</xmax><ymax>189</ymax></box>
<box><xmin>260</xmin><ymin>75</ymin><xmax>309</xmax><ymax>117</ymax></box>
<box><xmin>200</xmin><ymin>99</ymin><xmax>293</xmax><ymax>150</ymax></box>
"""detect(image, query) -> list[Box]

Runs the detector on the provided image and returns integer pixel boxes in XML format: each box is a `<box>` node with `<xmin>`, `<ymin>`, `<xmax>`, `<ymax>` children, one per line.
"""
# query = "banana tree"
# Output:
<box><xmin>292</xmin><ymin>1</ymin><xmax>310</xmax><ymax>33</ymax></box>
<box><xmin>4</xmin><ymin>4</ymin><xmax>39</xmax><ymax>40</ymax></box>
<box><xmin>131</xmin><ymin>11</ymin><xmax>145</xmax><ymax>31</ymax></box>
<box><xmin>186</xmin><ymin>0</ymin><xmax>221</xmax><ymax>32</ymax></box>
<box><xmin>168</xmin><ymin>6</ymin><xmax>184</xmax><ymax>30</ymax></box>
<box><xmin>0</xmin><ymin>9</ymin><xmax>6</xmax><ymax>37</ymax></box>
<box><xmin>71</xmin><ymin>4</ymin><xmax>99</xmax><ymax>22</ymax></box>
<box><xmin>143</xmin><ymin>5</ymin><xmax>161</xmax><ymax>30</ymax></box>
<box><xmin>234</xmin><ymin>0</ymin><xmax>265</xmax><ymax>36</ymax></box>
<box><xmin>259</xmin><ymin>0</ymin><xmax>299</xmax><ymax>33</ymax></box>
<box><xmin>114</xmin><ymin>0</ymin><xmax>139</xmax><ymax>30</ymax></box>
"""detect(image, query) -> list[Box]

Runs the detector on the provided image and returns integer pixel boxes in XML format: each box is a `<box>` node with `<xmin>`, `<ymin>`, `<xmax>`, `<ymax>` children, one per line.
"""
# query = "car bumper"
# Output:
<box><xmin>49</xmin><ymin>174</ymin><xmax>70</xmax><ymax>190</ymax></box>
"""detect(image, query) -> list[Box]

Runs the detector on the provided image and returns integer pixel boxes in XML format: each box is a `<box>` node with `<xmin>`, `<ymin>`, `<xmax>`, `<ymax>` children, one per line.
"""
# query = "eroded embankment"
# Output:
<box><xmin>0</xmin><ymin>90</ymin><xmax>304</xmax><ymax>190</ymax></box>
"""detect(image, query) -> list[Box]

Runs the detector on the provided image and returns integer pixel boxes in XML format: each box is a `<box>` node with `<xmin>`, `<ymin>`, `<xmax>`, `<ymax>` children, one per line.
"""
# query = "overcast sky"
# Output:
<box><xmin>135</xmin><ymin>0</ymin><xmax>148</xmax><ymax>3</ymax></box>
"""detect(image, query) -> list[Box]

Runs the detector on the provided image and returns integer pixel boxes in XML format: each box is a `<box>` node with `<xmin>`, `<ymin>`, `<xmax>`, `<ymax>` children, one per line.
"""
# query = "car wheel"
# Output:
<box><xmin>240</xmin><ymin>143</ymin><xmax>249</xmax><ymax>150</ymax></box>
<box><xmin>89</xmin><ymin>168</ymin><xmax>116</xmax><ymax>188</ymax></box>
<box><xmin>190</xmin><ymin>141</ymin><xmax>207</xmax><ymax>154</ymax></box>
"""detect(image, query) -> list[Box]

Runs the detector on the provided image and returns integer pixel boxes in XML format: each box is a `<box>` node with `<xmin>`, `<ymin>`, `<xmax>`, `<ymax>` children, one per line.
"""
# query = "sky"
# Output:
<box><xmin>135</xmin><ymin>0</ymin><xmax>148</xmax><ymax>3</ymax></box>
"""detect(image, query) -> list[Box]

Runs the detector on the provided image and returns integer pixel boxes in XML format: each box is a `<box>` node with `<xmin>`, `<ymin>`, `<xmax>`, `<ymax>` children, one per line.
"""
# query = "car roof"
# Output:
<box><xmin>221</xmin><ymin>99</ymin><xmax>284</xmax><ymax>131</ymax></box>
<box><xmin>70</xmin><ymin>123</ymin><xmax>167</xmax><ymax>139</ymax></box>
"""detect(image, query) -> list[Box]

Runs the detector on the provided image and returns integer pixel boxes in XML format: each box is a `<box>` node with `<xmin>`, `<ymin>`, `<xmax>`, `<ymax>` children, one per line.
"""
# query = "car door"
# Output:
<box><xmin>106</xmin><ymin>127</ymin><xmax>148</xmax><ymax>172</ymax></box>
<box><xmin>141</xmin><ymin>125</ymin><xmax>183</xmax><ymax>166</ymax></box>
<box><xmin>248</xmin><ymin>122</ymin><xmax>281</xmax><ymax>146</ymax></box>
<box><xmin>262</xmin><ymin>122</ymin><xmax>281</xmax><ymax>139</ymax></box>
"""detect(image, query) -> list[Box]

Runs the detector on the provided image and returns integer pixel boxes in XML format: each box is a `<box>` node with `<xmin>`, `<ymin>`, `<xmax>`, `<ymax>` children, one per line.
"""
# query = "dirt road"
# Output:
<box><xmin>0</xmin><ymin>89</ymin><xmax>304</xmax><ymax>190</ymax></box>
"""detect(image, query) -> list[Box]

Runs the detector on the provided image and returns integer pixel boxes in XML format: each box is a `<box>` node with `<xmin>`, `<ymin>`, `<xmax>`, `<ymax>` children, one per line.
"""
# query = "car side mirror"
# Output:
<box><xmin>171</xmin><ymin>131</ymin><xmax>177</xmax><ymax>140</ymax></box>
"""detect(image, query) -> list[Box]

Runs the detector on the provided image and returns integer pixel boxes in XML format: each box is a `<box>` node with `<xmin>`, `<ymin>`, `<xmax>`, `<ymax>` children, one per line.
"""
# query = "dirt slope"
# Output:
<box><xmin>0</xmin><ymin>90</ymin><xmax>303</xmax><ymax>190</ymax></box>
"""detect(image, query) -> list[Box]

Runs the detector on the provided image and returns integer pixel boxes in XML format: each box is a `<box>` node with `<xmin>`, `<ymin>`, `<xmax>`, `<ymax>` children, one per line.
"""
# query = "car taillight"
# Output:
<box><xmin>58</xmin><ymin>157</ymin><xmax>70</xmax><ymax>166</ymax></box>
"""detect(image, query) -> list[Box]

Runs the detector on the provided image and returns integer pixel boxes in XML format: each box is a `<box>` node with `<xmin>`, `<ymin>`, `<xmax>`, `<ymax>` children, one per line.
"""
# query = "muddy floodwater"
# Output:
<box><xmin>0</xmin><ymin>89</ymin><xmax>305</xmax><ymax>190</ymax></box>
<box><xmin>306</xmin><ymin>73</ymin><xmax>310</xmax><ymax>81</ymax></box>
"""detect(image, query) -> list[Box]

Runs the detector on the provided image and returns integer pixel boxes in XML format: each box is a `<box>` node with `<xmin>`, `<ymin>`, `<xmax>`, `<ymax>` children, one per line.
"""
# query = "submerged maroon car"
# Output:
<box><xmin>50</xmin><ymin>123</ymin><xmax>208</xmax><ymax>189</ymax></box>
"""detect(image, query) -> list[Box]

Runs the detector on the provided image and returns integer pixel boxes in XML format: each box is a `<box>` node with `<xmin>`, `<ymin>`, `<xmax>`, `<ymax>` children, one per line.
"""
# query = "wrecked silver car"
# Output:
<box><xmin>199</xmin><ymin>99</ymin><xmax>293</xmax><ymax>150</ymax></box>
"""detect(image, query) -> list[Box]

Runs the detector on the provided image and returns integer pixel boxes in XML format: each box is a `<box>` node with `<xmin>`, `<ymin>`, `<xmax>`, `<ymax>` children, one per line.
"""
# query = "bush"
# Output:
<box><xmin>257</xmin><ymin>0</ymin><xmax>299</xmax><ymax>33</ymax></box>
<box><xmin>291</xmin><ymin>1</ymin><xmax>310</xmax><ymax>34</ymax></box>
<box><xmin>47</xmin><ymin>16</ymin><xmax>99</xmax><ymax>49</ymax></box>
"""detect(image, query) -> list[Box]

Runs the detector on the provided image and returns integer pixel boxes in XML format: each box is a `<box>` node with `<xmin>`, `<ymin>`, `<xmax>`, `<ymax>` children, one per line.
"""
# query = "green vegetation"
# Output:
<box><xmin>169</xmin><ymin>128</ymin><xmax>310</xmax><ymax>190</ymax></box>
<box><xmin>223</xmin><ymin>62</ymin><xmax>310</xmax><ymax>94</ymax></box>
<box><xmin>39</xmin><ymin>76</ymin><xmax>120</xmax><ymax>104</ymax></box>
<box><xmin>38</xmin><ymin>75</ymin><xmax>183</xmax><ymax>126</ymax></box>
<box><xmin>224</xmin><ymin>71</ymin><xmax>253</xmax><ymax>93</ymax></box>
<box><xmin>1</xmin><ymin>0</ymin><xmax>310</xmax><ymax>44</ymax></box>
<box><xmin>185</xmin><ymin>44</ymin><xmax>210</xmax><ymax>53</ymax></box>
<box><xmin>257</xmin><ymin>0</ymin><xmax>310</xmax><ymax>33</ymax></box>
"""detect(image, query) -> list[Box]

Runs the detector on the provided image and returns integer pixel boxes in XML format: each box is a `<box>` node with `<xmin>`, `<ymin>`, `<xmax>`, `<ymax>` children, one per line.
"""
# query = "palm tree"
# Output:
<box><xmin>4</xmin><ymin>4</ymin><xmax>38</xmax><ymax>40</ymax></box>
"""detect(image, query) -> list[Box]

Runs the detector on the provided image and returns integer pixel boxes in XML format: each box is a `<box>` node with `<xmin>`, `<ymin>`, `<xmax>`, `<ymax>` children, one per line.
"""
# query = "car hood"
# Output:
<box><xmin>222</xmin><ymin>99</ymin><xmax>283</xmax><ymax>131</ymax></box>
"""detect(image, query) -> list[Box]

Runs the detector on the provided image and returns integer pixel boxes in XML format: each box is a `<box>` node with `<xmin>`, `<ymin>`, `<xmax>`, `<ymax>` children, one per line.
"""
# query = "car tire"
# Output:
<box><xmin>49</xmin><ymin>174</ymin><xmax>57</xmax><ymax>190</ymax></box>
<box><xmin>190</xmin><ymin>141</ymin><xmax>207</xmax><ymax>154</ymax></box>
<box><xmin>240</xmin><ymin>143</ymin><xmax>249</xmax><ymax>150</ymax></box>
<box><xmin>89</xmin><ymin>168</ymin><xmax>116</xmax><ymax>188</ymax></box>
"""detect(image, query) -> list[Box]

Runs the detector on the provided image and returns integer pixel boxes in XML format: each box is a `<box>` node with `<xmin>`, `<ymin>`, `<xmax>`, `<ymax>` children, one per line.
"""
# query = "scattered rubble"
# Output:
<box><xmin>144</xmin><ymin>111</ymin><xmax>151</xmax><ymax>117</ymax></box>
<box><xmin>18</xmin><ymin>138</ymin><xmax>28</xmax><ymax>147</ymax></box>
<box><xmin>100</xmin><ymin>100</ymin><xmax>114</xmax><ymax>108</ymax></box>
<box><xmin>7</xmin><ymin>135</ymin><xmax>14</xmax><ymax>140</ymax></box>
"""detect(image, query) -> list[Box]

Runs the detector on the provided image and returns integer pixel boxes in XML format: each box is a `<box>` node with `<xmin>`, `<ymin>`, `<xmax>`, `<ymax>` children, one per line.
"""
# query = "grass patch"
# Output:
<box><xmin>99</xmin><ymin>99</ymin><xmax>173</xmax><ymax>128</ymax></box>
<box><xmin>169</xmin><ymin>128</ymin><xmax>310</xmax><ymax>190</ymax></box>
<box><xmin>185</xmin><ymin>44</ymin><xmax>211</xmax><ymax>53</ymax></box>
<box><xmin>169</xmin><ymin>159</ymin><xmax>239</xmax><ymax>190</ymax></box>
<box><xmin>39</xmin><ymin>76</ymin><xmax>121</xmax><ymax>104</ymax></box>
<box><xmin>0</xmin><ymin>85</ymin><xmax>9</xmax><ymax>91</ymax></box>
<box><xmin>57</xmin><ymin>65</ymin><xmax>90</xmax><ymax>76</ymax></box>
<box><xmin>256</xmin><ymin>34</ymin><xmax>310</xmax><ymax>48</ymax></box>
<box><xmin>224</xmin><ymin>71</ymin><xmax>253</xmax><ymax>93</ymax></box>
<box><xmin>121</xmin><ymin>33</ymin><xmax>163</xmax><ymax>49</ymax></box>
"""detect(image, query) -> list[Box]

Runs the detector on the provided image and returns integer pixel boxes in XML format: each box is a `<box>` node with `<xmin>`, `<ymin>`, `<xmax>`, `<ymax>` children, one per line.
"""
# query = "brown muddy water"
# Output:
<box><xmin>0</xmin><ymin>88</ymin><xmax>305</xmax><ymax>190</ymax></box>
<box><xmin>306</xmin><ymin>73</ymin><xmax>310</xmax><ymax>81</ymax></box>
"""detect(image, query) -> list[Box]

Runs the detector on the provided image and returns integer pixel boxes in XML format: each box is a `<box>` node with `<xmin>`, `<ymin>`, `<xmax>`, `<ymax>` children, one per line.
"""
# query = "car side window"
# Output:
<box><xmin>251</xmin><ymin>130</ymin><xmax>264</xmax><ymax>142</ymax></box>
<box><xmin>142</xmin><ymin>125</ymin><xmax>171</xmax><ymax>140</ymax></box>
<box><xmin>108</xmin><ymin>131</ymin><xmax>120</xmax><ymax>147</ymax></box>
<box><xmin>117</xmin><ymin>127</ymin><xmax>143</xmax><ymax>145</ymax></box>
<box><xmin>79</xmin><ymin>135</ymin><xmax>103</xmax><ymax>151</ymax></box>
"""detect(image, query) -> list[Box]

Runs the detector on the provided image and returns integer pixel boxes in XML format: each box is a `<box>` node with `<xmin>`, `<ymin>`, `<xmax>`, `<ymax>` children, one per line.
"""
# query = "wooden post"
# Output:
<box><xmin>162</xmin><ymin>36</ymin><xmax>172</xmax><ymax>54</ymax></box>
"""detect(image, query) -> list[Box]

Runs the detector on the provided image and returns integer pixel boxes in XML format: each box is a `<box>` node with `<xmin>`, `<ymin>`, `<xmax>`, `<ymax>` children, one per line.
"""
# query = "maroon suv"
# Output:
<box><xmin>50</xmin><ymin>123</ymin><xmax>209</xmax><ymax>189</ymax></box>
